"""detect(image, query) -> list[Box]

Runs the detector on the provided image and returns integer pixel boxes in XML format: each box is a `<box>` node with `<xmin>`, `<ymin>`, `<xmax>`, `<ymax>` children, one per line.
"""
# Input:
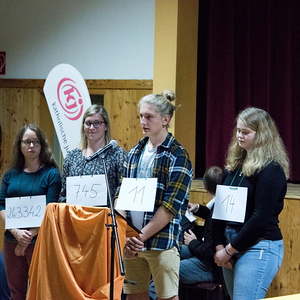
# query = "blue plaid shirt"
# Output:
<box><xmin>124</xmin><ymin>133</ymin><xmax>193</xmax><ymax>250</ymax></box>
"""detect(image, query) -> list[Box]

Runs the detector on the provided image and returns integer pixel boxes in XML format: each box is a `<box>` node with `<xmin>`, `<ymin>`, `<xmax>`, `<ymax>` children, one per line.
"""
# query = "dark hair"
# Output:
<box><xmin>203</xmin><ymin>166</ymin><xmax>223</xmax><ymax>195</ymax></box>
<box><xmin>11</xmin><ymin>124</ymin><xmax>58</xmax><ymax>170</ymax></box>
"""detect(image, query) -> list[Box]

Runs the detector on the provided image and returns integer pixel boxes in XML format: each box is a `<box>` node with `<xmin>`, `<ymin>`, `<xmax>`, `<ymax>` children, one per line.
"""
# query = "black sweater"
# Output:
<box><xmin>213</xmin><ymin>162</ymin><xmax>287</xmax><ymax>251</ymax></box>
<box><xmin>188</xmin><ymin>205</ymin><xmax>214</xmax><ymax>267</ymax></box>
<box><xmin>187</xmin><ymin>205</ymin><xmax>223</xmax><ymax>282</ymax></box>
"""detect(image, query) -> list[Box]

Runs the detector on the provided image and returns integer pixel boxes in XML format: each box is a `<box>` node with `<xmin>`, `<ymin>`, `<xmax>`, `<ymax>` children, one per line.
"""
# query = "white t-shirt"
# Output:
<box><xmin>130</xmin><ymin>142</ymin><xmax>157</xmax><ymax>230</ymax></box>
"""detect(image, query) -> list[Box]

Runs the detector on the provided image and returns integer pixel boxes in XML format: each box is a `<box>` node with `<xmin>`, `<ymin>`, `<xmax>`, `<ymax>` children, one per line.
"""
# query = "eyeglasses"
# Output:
<box><xmin>22</xmin><ymin>139</ymin><xmax>41</xmax><ymax>146</ymax></box>
<box><xmin>84</xmin><ymin>120</ymin><xmax>105</xmax><ymax>128</ymax></box>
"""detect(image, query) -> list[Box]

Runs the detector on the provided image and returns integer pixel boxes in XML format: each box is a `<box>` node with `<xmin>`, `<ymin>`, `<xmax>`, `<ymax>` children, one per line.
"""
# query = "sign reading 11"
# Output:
<box><xmin>129</xmin><ymin>185</ymin><xmax>146</xmax><ymax>205</ymax></box>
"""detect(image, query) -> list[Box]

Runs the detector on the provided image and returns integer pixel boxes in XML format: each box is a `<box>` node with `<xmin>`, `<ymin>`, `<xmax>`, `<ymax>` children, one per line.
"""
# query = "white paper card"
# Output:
<box><xmin>5</xmin><ymin>195</ymin><xmax>46</xmax><ymax>229</ymax></box>
<box><xmin>66</xmin><ymin>175</ymin><xmax>107</xmax><ymax>206</ymax></box>
<box><xmin>115</xmin><ymin>178</ymin><xmax>157</xmax><ymax>212</ymax></box>
<box><xmin>185</xmin><ymin>210</ymin><xmax>197</xmax><ymax>222</ymax></box>
<box><xmin>212</xmin><ymin>185</ymin><xmax>248</xmax><ymax>223</ymax></box>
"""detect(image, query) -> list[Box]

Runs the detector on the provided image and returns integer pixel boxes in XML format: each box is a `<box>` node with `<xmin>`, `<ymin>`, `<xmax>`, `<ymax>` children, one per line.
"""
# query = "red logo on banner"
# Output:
<box><xmin>57</xmin><ymin>78</ymin><xmax>84</xmax><ymax>120</ymax></box>
<box><xmin>0</xmin><ymin>52</ymin><xmax>6</xmax><ymax>75</ymax></box>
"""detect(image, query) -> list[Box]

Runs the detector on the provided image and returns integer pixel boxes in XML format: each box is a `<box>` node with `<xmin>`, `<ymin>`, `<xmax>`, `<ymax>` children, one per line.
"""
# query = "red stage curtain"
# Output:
<box><xmin>196</xmin><ymin>0</ymin><xmax>300</xmax><ymax>181</ymax></box>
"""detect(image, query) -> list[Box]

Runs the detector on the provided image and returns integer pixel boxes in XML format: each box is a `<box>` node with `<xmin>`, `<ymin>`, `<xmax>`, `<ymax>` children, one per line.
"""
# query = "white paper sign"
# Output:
<box><xmin>5</xmin><ymin>195</ymin><xmax>46</xmax><ymax>229</ymax></box>
<box><xmin>44</xmin><ymin>64</ymin><xmax>92</xmax><ymax>158</ymax></box>
<box><xmin>185</xmin><ymin>210</ymin><xmax>197</xmax><ymax>222</ymax></box>
<box><xmin>66</xmin><ymin>175</ymin><xmax>107</xmax><ymax>206</ymax></box>
<box><xmin>212</xmin><ymin>185</ymin><xmax>248</xmax><ymax>223</ymax></box>
<box><xmin>115</xmin><ymin>178</ymin><xmax>157</xmax><ymax>212</ymax></box>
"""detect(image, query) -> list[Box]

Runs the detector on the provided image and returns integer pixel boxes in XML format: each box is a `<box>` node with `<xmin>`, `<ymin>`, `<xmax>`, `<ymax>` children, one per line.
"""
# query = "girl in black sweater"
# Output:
<box><xmin>213</xmin><ymin>107</ymin><xmax>289</xmax><ymax>300</ymax></box>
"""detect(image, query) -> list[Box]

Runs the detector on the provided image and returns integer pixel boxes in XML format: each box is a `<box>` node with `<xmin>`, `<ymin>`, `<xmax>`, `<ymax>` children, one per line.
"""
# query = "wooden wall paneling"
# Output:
<box><xmin>0</xmin><ymin>79</ymin><xmax>153</xmax><ymax>90</ymax></box>
<box><xmin>39</xmin><ymin>90</ymin><xmax>55</xmax><ymax>148</ymax></box>
<box><xmin>0</xmin><ymin>88</ymin><xmax>42</xmax><ymax>175</ymax></box>
<box><xmin>190</xmin><ymin>180</ymin><xmax>211</xmax><ymax>205</ymax></box>
<box><xmin>102</xmin><ymin>89</ymin><xmax>150</xmax><ymax>151</ymax></box>
<box><xmin>190</xmin><ymin>189</ymin><xmax>211</xmax><ymax>205</ymax></box>
<box><xmin>87</xmin><ymin>79</ymin><xmax>153</xmax><ymax>90</ymax></box>
<box><xmin>267</xmin><ymin>198</ymin><xmax>300</xmax><ymax>297</ymax></box>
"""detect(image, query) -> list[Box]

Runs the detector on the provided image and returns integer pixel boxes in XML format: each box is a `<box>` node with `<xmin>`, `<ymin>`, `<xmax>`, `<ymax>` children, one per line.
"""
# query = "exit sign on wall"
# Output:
<box><xmin>0</xmin><ymin>52</ymin><xmax>6</xmax><ymax>75</ymax></box>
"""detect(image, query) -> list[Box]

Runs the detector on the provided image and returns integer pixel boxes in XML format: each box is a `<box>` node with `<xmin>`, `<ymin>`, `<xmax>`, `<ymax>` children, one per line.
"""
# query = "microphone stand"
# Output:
<box><xmin>102</xmin><ymin>155</ymin><xmax>125</xmax><ymax>300</ymax></box>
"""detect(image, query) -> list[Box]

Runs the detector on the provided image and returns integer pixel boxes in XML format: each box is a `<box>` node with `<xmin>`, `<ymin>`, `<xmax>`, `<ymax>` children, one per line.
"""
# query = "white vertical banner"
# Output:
<box><xmin>44</xmin><ymin>64</ymin><xmax>92</xmax><ymax>158</ymax></box>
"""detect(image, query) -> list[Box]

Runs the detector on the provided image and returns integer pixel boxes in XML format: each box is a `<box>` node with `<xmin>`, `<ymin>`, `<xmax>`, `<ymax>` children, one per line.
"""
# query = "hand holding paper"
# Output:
<box><xmin>185</xmin><ymin>209</ymin><xmax>197</xmax><ymax>222</ymax></box>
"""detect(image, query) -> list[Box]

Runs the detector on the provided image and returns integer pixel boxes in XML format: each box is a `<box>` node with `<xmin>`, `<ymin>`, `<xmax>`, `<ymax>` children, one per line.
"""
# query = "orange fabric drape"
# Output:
<box><xmin>27</xmin><ymin>203</ymin><xmax>136</xmax><ymax>300</ymax></box>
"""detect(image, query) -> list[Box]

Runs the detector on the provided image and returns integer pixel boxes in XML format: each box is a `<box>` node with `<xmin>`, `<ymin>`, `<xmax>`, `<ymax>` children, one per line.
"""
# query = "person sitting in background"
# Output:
<box><xmin>0</xmin><ymin>124</ymin><xmax>61</xmax><ymax>300</ymax></box>
<box><xmin>180</xmin><ymin>166</ymin><xmax>224</xmax><ymax>285</ymax></box>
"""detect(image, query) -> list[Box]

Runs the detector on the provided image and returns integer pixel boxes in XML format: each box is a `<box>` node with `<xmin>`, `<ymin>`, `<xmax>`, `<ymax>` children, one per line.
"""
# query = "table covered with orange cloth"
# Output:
<box><xmin>27</xmin><ymin>203</ymin><xmax>137</xmax><ymax>300</ymax></box>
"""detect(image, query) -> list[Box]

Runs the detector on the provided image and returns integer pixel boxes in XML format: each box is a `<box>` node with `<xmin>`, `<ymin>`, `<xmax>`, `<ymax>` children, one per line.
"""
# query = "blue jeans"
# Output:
<box><xmin>223</xmin><ymin>227</ymin><xmax>284</xmax><ymax>300</ymax></box>
<box><xmin>179</xmin><ymin>245</ymin><xmax>214</xmax><ymax>284</ymax></box>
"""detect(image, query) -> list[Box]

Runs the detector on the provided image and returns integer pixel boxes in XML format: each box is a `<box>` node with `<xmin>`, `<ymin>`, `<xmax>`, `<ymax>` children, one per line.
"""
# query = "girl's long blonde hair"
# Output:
<box><xmin>225</xmin><ymin>107</ymin><xmax>289</xmax><ymax>178</ymax></box>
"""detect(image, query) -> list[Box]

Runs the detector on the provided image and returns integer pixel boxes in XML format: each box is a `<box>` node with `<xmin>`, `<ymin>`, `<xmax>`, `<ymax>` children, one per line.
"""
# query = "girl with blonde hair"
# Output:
<box><xmin>213</xmin><ymin>107</ymin><xmax>289</xmax><ymax>300</ymax></box>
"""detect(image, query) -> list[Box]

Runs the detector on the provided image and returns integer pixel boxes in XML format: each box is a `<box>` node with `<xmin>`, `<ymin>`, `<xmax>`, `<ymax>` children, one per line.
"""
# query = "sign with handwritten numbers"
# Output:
<box><xmin>66</xmin><ymin>175</ymin><xmax>107</xmax><ymax>206</ymax></box>
<box><xmin>115</xmin><ymin>178</ymin><xmax>157</xmax><ymax>212</ymax></box>
<box><xmin>185</xmin><ymin>210</ymin><xmax>197</xmax><ymax>222</ymax></box>
<box><xmin>5</xmin><ymin>195</ymin><xmax>46</xmax><ymax>229</ymax></box>
<box><xmin>212</xmin><ymin>185</ymin><xmax>248</xmax><ymax>223</ymax></box>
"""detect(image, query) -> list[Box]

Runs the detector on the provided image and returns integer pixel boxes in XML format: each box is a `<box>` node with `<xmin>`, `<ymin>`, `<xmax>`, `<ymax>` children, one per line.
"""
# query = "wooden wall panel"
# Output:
<box><xmin>103</xmin><ymin>89</ymin><xmax>149</xmax><ymax>150</ymax></box>
<box><xmin>268</xmin><ymin>198</ymin><xmax>300</xmax><ymax>297</ymax></box>
<box><xmin>0</xmin><ymin>88</ymin><xmax>45</xmax><ymax>175</ymax></box>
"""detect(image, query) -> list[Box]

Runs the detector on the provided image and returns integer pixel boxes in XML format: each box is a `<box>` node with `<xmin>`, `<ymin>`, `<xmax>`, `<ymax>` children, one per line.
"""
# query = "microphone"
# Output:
<box><xmin>124</xmin><ymin>279</ymin><xmax>137</xmax><ymax>285</ymax></box>
<box><xmin>110</xmin><ymin>139</ymin><xmax>118</xmax><ymax>148</ymax></box>
<box><xmin>86</xmin><ymin>140</ymin><xmax>118</xmax><ymax>162</ymax></box>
